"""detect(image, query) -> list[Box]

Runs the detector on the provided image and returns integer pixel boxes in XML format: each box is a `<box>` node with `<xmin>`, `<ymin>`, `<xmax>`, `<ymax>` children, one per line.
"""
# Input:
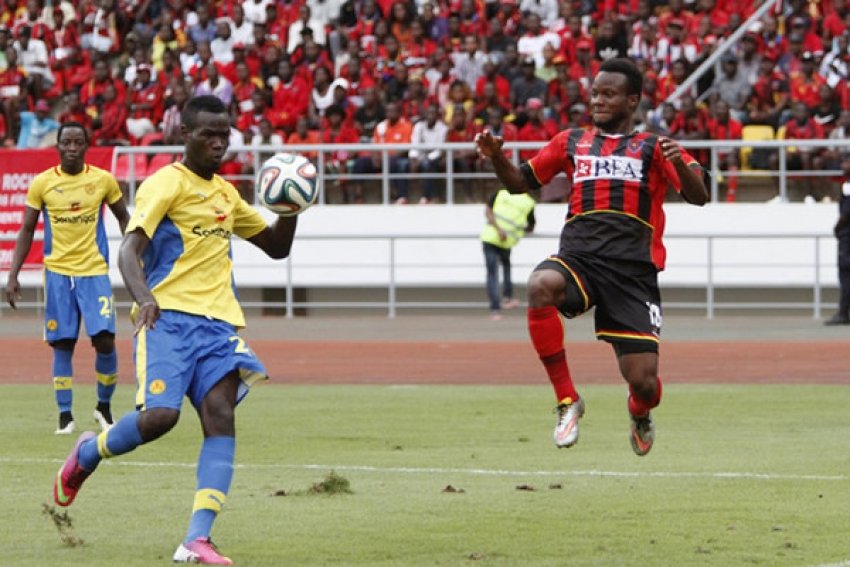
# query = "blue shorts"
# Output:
<box><xmin>134</xmin><ymin>310</ymin><xmax>268</xmax><ymax>411</ymax></box>
<box><xmin>44</xmin><ymin>270</ymin><xmax>116</xmax><ymax>343</ymax></box>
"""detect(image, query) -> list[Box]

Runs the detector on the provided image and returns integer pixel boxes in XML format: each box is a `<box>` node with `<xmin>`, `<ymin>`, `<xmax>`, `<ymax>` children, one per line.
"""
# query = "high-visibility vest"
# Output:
<box><xmin>479</xmin><ymin>189</ymin><xmax>536</xmax><ymax>250</ymax></box>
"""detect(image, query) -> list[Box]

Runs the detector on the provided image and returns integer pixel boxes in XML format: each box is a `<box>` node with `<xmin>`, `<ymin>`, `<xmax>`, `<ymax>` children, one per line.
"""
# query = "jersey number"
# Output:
<box><xmin>98</xmin><ymin>296</ymin><xmax>113</xmax><ymax>317</ymax></box>
<box><xmin>229</xmin><ymin>336</ymin><xmax>250</xmax><ymax>354</ymax></box>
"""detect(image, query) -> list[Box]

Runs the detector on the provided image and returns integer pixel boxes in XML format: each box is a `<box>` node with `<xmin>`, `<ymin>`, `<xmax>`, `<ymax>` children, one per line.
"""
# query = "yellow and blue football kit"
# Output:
<box><xmin>26</xmin><ymin>164</ymin><xmax>122</xmax><ymax>342</ymax></box>
<box><xmin>127</xmin><ymin>162</ymin><xmax>269</xmax><ymax>410</ymax></box>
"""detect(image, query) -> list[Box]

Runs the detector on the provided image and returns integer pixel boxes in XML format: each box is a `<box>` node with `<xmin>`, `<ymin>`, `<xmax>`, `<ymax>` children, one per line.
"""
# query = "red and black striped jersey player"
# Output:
<box><xmin>475</xmin><ymin>58</ymin><xmax>708</xmax><ymax>456</ymax></box>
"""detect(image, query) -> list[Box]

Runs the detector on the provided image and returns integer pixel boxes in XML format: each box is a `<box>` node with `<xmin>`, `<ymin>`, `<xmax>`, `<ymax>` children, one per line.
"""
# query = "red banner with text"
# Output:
<box><xmin>0</xmin><ymin>147</ymin><xmax>115</xmax><ymax>271</ymax></box>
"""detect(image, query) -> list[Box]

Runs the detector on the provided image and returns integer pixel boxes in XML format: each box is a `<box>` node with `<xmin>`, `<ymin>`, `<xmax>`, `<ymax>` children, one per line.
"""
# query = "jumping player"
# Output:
<box><xmin>5</xmin><ymin>121</ymin><xmax>130</xmax><ymax>434</ymax></box>
<box><xmin>475</xmin><ymin>58</ymin><xmax>708</xmax><ymax>455</ymax></box>
<box><xmin>52</xmin><ymin>95</ymin><xmax>299</xmax><ymax>565</ymax></box>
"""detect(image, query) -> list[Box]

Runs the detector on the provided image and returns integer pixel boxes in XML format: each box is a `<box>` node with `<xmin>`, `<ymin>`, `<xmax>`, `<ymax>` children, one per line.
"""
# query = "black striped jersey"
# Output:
<box><xmin>521</xmin><ymin>128</ymin><xmax>698</xmax><ymax>271</ymax></box>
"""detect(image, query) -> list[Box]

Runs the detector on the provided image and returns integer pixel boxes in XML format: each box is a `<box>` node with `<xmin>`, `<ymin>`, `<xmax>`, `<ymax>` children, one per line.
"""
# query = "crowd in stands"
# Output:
<box><xmin>0</xmin><ymin>0</ymin><xmax>849</xmax><ymax>203</ymax></box>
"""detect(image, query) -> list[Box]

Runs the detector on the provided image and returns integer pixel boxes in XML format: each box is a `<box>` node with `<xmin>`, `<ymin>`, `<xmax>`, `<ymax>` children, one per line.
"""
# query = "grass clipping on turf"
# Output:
<box><xmin>272</xmin><ymin>471</ymin><xmax>354</xmax><ymax>497</ymax></box>
<box><xmin>42</xmin><ymin>503</ymin><xmax>84</xmax><ymax>547</ymax></box>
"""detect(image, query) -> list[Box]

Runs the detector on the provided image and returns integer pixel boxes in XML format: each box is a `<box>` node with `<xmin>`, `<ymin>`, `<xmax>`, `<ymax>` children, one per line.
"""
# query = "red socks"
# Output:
<box><xmin>628</xmin><ymin>376</ymin><xmax>663</xmax><ymax>417</ymax></box>
<box><xmin>527</xmin><ymin>306</ymin><xmax>579</xmax><ymax>403</ymax></box>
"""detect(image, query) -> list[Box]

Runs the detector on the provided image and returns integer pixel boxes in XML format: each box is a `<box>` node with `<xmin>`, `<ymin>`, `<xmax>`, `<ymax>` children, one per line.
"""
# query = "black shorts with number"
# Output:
<box><xmin>534</xmin><ymin>252</ymin><xmax>662</xmax><ymax>354</ymax></box>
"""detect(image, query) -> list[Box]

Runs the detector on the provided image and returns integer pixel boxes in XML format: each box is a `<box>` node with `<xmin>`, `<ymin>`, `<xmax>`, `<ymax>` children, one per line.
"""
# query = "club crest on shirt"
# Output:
<box><xmin>84</xmin><ymin>183</ymin><xmax>96</xmax><ymax>195</ymax></box>
<box><xmin>627</xmin><ymin>138</ymin><xmax>644</xmax><ymax>155</ymax></box>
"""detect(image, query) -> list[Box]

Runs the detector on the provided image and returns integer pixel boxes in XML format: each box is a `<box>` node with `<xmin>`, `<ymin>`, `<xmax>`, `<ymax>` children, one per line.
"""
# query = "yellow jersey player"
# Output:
<box><xmin>53</xmin><ymin>96</ymin><xmax>299</xmax><ymax>565</ymax></box>
<box><xmin>5</xmin><ymin>122</ymin><xmax>130</xmax><ymax>434</ymax></box>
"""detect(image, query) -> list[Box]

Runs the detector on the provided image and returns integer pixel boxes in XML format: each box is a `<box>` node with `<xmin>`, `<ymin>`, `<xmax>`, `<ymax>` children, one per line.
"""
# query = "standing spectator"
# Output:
<box><xmin>516</xmin><ymin>13</ymin><xmax>560</xmax><ymax>69</ymax></box>
<box><xmin>517</xmin><ymin>97</ymin><xmax>558</xmax><ymax>161</ymax></box>
<box><xmin>825</xmin><ymin>157</ymin><xmax>850</xmax><ymax>325</ymax></box>
<box><xmin>480</xmin><ymin>187</ymin><xmax>536</xmax><ymax>320</ymax></box>
<box><xmin>409</xmin><ymin>104</ymin><xmax>448</xmax><ymax>203</ymax></box>
<box><xmin>52</xmin><ymin>96</ymin><xmax>299</xmax><ymax>566</ymax></box>
<box><xmin>707</xmin><ymin>100</ymin><xmax>742</xmax><ymax>202</ymax></box>
<box><xmin>229</xmin><ymin>4</ymin><xmax>254</xmax><ymax>47</ymax></box>
<box><xmin>287</xmin><ymin>4</ymin><xmax>325</xmax><ymax>55</ymax></box>
<box><xmin>17</xmin><ymin>98</ymin><xmax>59</xmax><ymax>147</ymax></box>
<box><xmin>187</xmin><ymin>3</ymin><xmax>216</xmax><ymax>45</ymax></box>
<box><xmin>6</xmin><ymin>121</ymin><xmax>129</xmax><ymax>433</ymax></box>
<box><xmin>126</xmin><ymin>63</ymin><xmax>164</xmax><ymax>142</ymax></box>
<box><xmin>791</xmin><ymin>51</ymin><xmax>828</xmax><ymax>109</ymax></box>
<box><xmin>474</xmin><ymin>57</ymin><xmax>708</xmax><ymax>455</ymax></box>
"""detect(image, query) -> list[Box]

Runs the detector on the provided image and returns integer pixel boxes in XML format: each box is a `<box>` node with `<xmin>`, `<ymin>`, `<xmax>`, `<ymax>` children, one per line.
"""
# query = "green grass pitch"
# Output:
<box><xmin>2</xmin><ymin>383</ymin><xmax>849</xmax><ymax>567</ymax></box>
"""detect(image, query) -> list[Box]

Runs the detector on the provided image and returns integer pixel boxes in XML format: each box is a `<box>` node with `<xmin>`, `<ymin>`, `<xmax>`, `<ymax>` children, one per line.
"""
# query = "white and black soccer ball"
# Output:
<box><xmin>256</xmin><ymin>152</ymin><xmax>318</xmax><ymax>216</ymax></box>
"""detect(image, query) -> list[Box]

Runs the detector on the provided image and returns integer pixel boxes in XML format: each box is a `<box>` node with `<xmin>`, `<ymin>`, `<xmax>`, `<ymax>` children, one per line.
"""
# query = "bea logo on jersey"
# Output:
<box><xmin>574</xmin><ymin>156</ymin><xmax>643</xmax><ymax>183</ymax></box>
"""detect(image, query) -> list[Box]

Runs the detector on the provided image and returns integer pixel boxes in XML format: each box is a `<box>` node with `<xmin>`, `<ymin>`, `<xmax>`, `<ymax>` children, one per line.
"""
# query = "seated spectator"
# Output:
<box><xmin>80</xmin><ymin>57</ymin><xmax>126</xmax><ymax>118</ymax></box>
<box><xmin>669</xmin><ymin>94</ymin><xmax>709</xmax><ymax>164</ymax></box>
<box><xmin>351</xmin><ymin>100</ymin><xmax>412</xmax><ymax>204</ymax></box>
<box><xmin>791</xmin><ymin>51</ymin><xmax>828</xmax><ymax>109</ymax></box>
<box><xmin>782</xmin><ymin>101</ymin><xmax>827</xmax><ymax>200</ymax></box>
<box><xmin>445</xmin><ymin>108</ymin><xmax>479</xmax><ymax>203</ymax></box>
<box><xmin>91</xmin><ymin>82</ymin><xmax>128</xmax><ymax>146</ymax></box>
<box><xmin>251</xmin><ymin>117</ymin><xmax>284</xmax><ymax>162</ymax></box>
<box><xmin>17</xmin><ymin>98</ymin><xmax>58</xmax><ymax>147</ymax></box>
<box><xmin>655</xmin><ymin>17</ymin><xmax>698</xmax><ymax>77</ymax></box>
<box><xmin>126</xmin><ymin>63</ymin><xmax>164</xmax><ymax>142</ymax></box>
<box><xmin>475</xmin><ymin>56</ymin><xmax>510</xmax><ymax>104</ymax></box>
<box><xmin>646</xmin><ymin>102</ymin><xmax>678</xmax><ymax>136</ymax></box>
<box><xmin>285</xmin><ymin>115</ymin><xmax>319</xmax><ymax>160</ymax></box>
<box><xmin>187</xmin><ymin>3</ymin><xmax>217</xmax><ymax>45</ymax></box>
<box><xmin>236</xmin><ymin>89</ymin><xmax>275</xmax><ymax>138</ymax></box>
<box><xmin>452</xmin><ymin>34</ymin><xmax>487</xmax><ymax>92</ymax></box>
<box><xmin>14</xmin><ymin>24</ymin><xmax>53</xmax><ymax>99</ymax></box>
<box><xmin>409</xmin><ymin>105</ymin><xmax>448</xmax><ymax>203</ymax></box>
<box><xmin>79</xmin><ymin>0</ymin><xmax>121</xmax><ymax>55</ymax></box>
<box><xmin>517</xmin><ymin>97</ymin><xmax>558</xmax><ymax>162</ymax></box>
<box><xmin>0</xmin><ymin>45</ymin><xmax>25</xmax><ymax>142</ymax></box>
<box><xmin>321</xmin><ymin>104</ymin><xmax>362</xmax><ymax>203</ymax></box>
<box><xmin>211</xmin><ymin>17</ymin><xmax>235</xmax><ymax>64</ymax></box>
<box><xmin>814</xmin><ymin>84</ymin><xmax>841</xmax><ymax>136</ymax></box>
<box><xmin>511</xmin><ymin>58</ymin><xmax>547</xmax><ymax>111</ymax></box>
<box><xmin>160</xmin><ymin>81</ymin><xmax>189</xmax><ymax>145</ymax></box>
<box><xmin>229</xmin><ymin>4</ymin><xmax>255</xmax><ymax>47</ymax></box>
<box><xmin>824</xmin><ymin>108</ymin><xmax>850</xmax><ymax>170</ymax></box>
<box><xmin>707</xmin><ymin>100</ymin><xmax>743</xmax><ymax>202</ymax></box>
<box><xmin>566</xmin><ymin>39</ymin><xmax>599</xmax><ymax>93</ymax></box>
<box><xmin>57</xmin><ymin>90</ymin><xmax>92</xmax><ymax>133</ymax></box>
<box><xmin>193</xmin><ymin>60</ymin><xmax>233</xmax><ymax>106</ymax></box>
<box><xmin>747</xmin><ymin>53</ymin><xmax>790</xmax><ymax>129</ymax></box>
<box><xmin>287</xmin><ymin>4</ymin><xmax>325</xmax><ymax>55</ymax></box>
<box><xmin>233</xmin><ymin>60</ymin><xmax>262</xmax><ymax>114</ymax></box>
<box><xmin>709</xmin><ymin>52</ymin><xmax>751</xmax><ymax>122</ymax></box>
<box><xmin>353</xmin><ymin>86</ymin><xmax>385</xmax><ymax>141</ymax></box>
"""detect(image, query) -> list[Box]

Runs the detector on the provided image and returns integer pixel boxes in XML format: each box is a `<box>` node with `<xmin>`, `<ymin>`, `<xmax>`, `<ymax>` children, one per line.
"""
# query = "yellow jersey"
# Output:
<box><xmin>26</xmin><ymin>164</ymin><xmax>123</xmax><ymax>276</ymax></box>
<box><xmin>127</xmin><ymin>162</ymin><xmax>267</xmax><ymax>327</ymax></box>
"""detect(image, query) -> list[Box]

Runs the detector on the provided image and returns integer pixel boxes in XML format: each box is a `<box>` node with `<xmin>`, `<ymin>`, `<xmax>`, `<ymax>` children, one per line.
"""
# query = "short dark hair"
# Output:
<box><xmin>181</xmin><ymin>95</ymin><xmax>227</xmax><ymax>128</ymax></box>
<box><xmin>598</xmin><ymin>58</ymin><xmax>643</xmax><ymax>96</ymax></box>
<box><xmin>57</xmin><ymin>121</ymin><xmax>89</xmax><ymax>144</ymax></box>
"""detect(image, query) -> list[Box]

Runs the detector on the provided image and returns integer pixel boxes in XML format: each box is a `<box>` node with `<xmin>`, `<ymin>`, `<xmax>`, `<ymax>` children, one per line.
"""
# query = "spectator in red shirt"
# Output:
<box><xmin>0</xmin><ymin>45</ymin><xmax>25</xmax><ymax>142</ymax></box>
<box><xmin>669</xmin><ymin>94</ymin><xmax>710</xmax><ymax>164</ymax></box>
<box><xmin>707</xmin><ymin>100</ymin><xmax>742</xmax><ymax>202</ymax></box>
<box><xmin>445</xmin><ymin>108</ymin><xmax>480</xmax><ymax>203</ymax></box>
<box><xmin>92</xmin><ymin>82</ymin><xmax>128</xmax><ymax>146</ymax></box>
<box><xmin>236</xmin><ymin>89</ymin><xmax>275</xmax><ymax>137</ymax></box>
<box><xmin>126</xmin><ymin>63</ymin><xmax>164</xmax><ymax>142</ymax></box>
<box><xmin>783</xmin><ymin>100</ymin><xmax>827</xmax><ymax>199</ymax></box>
<box><xmin>747</xmin><ymin>53</ymin><xmax>790</xmax><ymax>128</ymax></box>
<box><xmin>232</xmin><ymin>60</ymin><xmax>261</xmax><ymax>115</ymax></box>
<box><xmin>475</xmin><ymin>56</ymin><xmax>510</xmax><ymax>102</ymax></box>
<box><xmin>517</xmin><ymin>97</ymin><xmax>558</xmax><ymax>162</ymax></box>
<box><xmin>57</xmin><ymin>90</ymin><xmax>92</xmax><ymax>131</ymax></box>
<box><xmin>321</xmin><ymin>104</ymin><xmax>362</xmax><ymax>203</ymax></box>
<box><xmin>790</xmin><ymin>51</ymin><xmax>828</xmax><ymax>108</ymax></box>
<box><xmin>80</xmin><ymin>57</ymin><xmax>126</xmax><ymax>117</ymax></box>
<box><xmin>285</xmin><ymin>115</ymin><xmax>320</xmax><ymax>160</ymax></box>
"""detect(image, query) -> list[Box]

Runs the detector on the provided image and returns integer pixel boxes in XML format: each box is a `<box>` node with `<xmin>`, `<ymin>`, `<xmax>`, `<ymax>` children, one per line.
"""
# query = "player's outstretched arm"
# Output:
<box><xmin>119</xmin><ymin>228</ymin><xmax>160</xmax><ymax>334</ymax></box>
<box><xmin>659</xmin><ymin>137</ymin><xmax>709</xmax><ymax>206</ymax></box>
<box><xmin>248</xmin><ymin>216</ymin><xmax>298</xmax><ymax>260</ymax></box>
<box><xmin>5</xmin><ymin>206</ymin><xmax>40</xmax><ymax>308</ymax></box>
<box><xmin>475</xmin><ymin>130</ymin><xmax>534</xmax><ymax>194</ymax></box>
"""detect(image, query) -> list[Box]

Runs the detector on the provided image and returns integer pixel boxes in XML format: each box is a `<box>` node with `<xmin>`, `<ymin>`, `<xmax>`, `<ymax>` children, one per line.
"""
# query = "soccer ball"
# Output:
<box><xmin>256</xmin><ymin>152</ymin><xmax>318</xmax><ymax>216</ymax></box>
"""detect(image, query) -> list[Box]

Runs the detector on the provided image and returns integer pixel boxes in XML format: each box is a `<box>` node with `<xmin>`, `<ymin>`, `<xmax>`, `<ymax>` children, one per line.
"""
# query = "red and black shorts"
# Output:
<box><xmin>534</xmin><ymin>253</ymin><xmax>662</xmax><ymax>354</ymax></box>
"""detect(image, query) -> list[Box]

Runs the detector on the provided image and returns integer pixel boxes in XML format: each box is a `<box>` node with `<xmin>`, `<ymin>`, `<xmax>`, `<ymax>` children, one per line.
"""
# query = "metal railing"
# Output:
<box><xmin>6</xmin><ymin>232</ymin><xmax>830</xmax><ymax>319</ymax></box>
<box><xmin>113</xmin><ymin>138</ymin><xmax>850</xmax><ymax>206</ymax></box>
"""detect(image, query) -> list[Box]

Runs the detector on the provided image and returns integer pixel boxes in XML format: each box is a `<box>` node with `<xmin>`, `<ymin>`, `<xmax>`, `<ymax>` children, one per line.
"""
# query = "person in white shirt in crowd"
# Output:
<box><xmin>229</xmin><ymin>5</ymin><xmax>255</xmax><ymax>47</ymax></box>
<box><xmin>242</xmin><ymin>0</ymin><xmax>273</xmax><ymax>24</ymax></box>
<box><xmin>409</xmin><ymin>105</ymin><xmax>449</xmax><ymax>204</ymax></box>
<box><xmin>287</xmin><ymin>4</ymin><xmax>326</xmax><ymax>55</ymax></box>
<box><xmin>451</xmin><ymin>35</ymin><xmax>488</xmax><ymax>91</ymax></box>
<box><xmin>193</xmin><ymin>61</ymin><xmax>233</xmax><ymax>107</ymax></box>
<box><xmin>13</xmin><ymin>25</ymin><xmax>53</xmax><ymax>99</ymax></box>
<box><xmin>210</xmin><ymin>17</ymin><xmax>235</xmax><ymax>64</ymax></box>
<box><xmin>516</xmin><ymin>12</ymin><xmax>560</xmax><ymax>69</ymax></box>
<box><xmin>519</xmin><ymin>0</ymin><xmax>559</xmax><ymax>29</ymax></box>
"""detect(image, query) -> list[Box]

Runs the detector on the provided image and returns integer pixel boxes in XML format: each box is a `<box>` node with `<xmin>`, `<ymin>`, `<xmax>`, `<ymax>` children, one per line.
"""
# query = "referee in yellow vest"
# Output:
<box><xmin>480</xmin><ymin>188</ymin><xmax>536</xmax><ymax>320</ymax></box>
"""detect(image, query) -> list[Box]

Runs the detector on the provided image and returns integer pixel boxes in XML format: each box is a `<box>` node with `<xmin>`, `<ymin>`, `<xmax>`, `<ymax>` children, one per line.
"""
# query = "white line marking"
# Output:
<box><xmin>0</xmin><ymin>457</ymin><xmax>844</xmax><ymax>481</ymax></box>
<box><xmin>809</xmin><ymin>561</ymin><xmax>850</xmax><ymax>567</ymax></box>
